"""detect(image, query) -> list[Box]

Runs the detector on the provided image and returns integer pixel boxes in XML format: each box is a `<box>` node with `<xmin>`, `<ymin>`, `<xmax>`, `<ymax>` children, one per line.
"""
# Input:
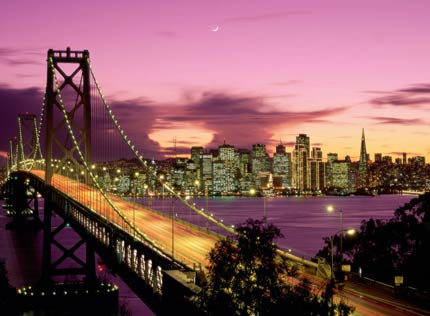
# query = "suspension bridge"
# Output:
<box><xmin>1</xmin><ymin>48</ymin><xmax>328</xmax><ymax>314</ymax></box>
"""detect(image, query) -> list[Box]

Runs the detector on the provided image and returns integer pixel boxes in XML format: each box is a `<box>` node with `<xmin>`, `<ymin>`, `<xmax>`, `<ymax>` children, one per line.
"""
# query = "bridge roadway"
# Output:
<box><xmin>28</xmin><ymin>169</ymin><xmax>219</xmax><ymax>270</ymax></box>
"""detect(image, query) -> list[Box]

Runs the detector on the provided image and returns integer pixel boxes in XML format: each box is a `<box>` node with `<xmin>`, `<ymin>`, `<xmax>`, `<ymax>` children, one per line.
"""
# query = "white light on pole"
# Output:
<box><xmin>327</xmin><ymin>205</ymin><xmax>344</xmax><ymax>256</ymax></box>
<box><xmin>330</xmin><ymin>228</ymin><xmax>355</xmax><ymax>282</ymax></box>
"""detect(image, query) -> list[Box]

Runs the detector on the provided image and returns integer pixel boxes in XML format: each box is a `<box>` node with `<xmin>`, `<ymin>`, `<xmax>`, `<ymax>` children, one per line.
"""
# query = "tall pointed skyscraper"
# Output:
<box><xmin>358</xmin><ymin>128</ymin><xmax>368</xmax><ymax>188</ymax></box>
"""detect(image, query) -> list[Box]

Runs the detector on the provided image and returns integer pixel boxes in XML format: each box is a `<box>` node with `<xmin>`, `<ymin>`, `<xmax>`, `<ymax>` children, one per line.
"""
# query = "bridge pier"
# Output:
<box><xmin>41</xmin><ymin>196</ymin><xmax>97</xmax><ymax>285</ymax></box>
<box><xmin>3</xmin><ymin>174</ymin><xmax>42</xmax><ymax>229</ymax></box>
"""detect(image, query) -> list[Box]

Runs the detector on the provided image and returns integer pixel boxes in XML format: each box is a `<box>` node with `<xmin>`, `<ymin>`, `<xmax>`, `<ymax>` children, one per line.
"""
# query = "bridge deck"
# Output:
<box><xmin>29</xmin><ymin>170</ymin><xmax>219</xmax><ymax>269</ymax></box>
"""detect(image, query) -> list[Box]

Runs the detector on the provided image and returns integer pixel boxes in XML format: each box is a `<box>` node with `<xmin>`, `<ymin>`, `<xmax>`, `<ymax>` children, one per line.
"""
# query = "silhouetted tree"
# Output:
<box><xmin>196</xmin><ymin>218</ymin><xmax>354</xmax><ymax>316</ymax></box>
<box><xmin>317</xmin><ymin>193</ymin><xmax>430</xmax><ymax>291</ymax></box>
<box><xmin>0</xmin><ymin>258</ymin><xmax>16</xmax><ymax>314</ymax></box>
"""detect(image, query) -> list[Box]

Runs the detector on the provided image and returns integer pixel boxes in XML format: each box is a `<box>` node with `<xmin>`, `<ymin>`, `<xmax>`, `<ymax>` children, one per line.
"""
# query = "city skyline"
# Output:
<box><xmin>1</xmin><ymin>0</ymin><xmax>430</xmax><ymax>163</ymax></box>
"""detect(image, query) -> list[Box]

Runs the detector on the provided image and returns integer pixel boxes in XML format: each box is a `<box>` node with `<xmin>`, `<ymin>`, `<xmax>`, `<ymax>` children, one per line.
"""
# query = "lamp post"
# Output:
<box><xmin>327</xmin><ymin>205</ymin><xmax>344</xmax><ymax>257</ymax></box>
<box><xmin>328</xmin><ymin>228</ymin><xmax>355</xmax><ymax>316</ymax></box>
<box><xmin>329</xmin><ymin>228</ymin><xmax>356</xmax><ymax>282</ymax></box>
<box><xmin>170</xmin><ymin>194</ymin><xmax>190</xmax><ymax>262</ymax></box>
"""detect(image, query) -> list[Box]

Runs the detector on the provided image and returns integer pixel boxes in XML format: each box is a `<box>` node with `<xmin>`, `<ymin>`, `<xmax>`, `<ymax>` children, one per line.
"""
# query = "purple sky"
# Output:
<box><xmin>1</xmin><ymin>0</ymin><xmax>430</xmax><ymax>162</ymax></box>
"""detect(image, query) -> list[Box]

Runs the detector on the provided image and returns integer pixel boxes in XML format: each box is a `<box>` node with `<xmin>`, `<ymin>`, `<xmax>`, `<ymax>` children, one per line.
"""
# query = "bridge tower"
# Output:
<box><xmin>2</xmin><ymin>115</ymin><xmax>41</xmax><ymax>224</ymax></box>
<box><xmin>42</xmin><ymin>48</ymin><xmax>96</xmax><ymax>285</ymax></box>
<box><xmin>45</xmin><ymin>47</ymin><xmax>92</xmax><ymax>185</ymax></box>
<box><xmin>7</xmin><ymin>138</ymin><xmax>17</xmax><ymax>174</ymax></box>
<box><xmin>17</xmin><ymin>113</ymin><xmax>41</xmax><ymax>169</ymax></box>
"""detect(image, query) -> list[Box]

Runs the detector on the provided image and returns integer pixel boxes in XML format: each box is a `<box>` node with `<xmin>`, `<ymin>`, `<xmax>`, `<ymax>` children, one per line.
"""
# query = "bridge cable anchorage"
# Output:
<box><xmin>49</xmin><ymin>57</ymin><xmax>171</xmax><ymax>258</ymax></box>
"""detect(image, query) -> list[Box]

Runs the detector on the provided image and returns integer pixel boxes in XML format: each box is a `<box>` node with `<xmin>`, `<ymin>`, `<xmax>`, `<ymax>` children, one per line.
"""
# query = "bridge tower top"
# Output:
<box><xmin>17</xmin><ymin>113</ymin><xmax>39</xmax><ymax>169</ymax></box>
<box><xmin>45</xmin><ymin>48</ymin><xmax>91</xmax><ymax>184</ymax></box>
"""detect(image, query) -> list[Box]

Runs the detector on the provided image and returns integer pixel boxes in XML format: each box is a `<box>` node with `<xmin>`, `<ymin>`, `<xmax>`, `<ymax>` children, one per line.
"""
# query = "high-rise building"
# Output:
<box><xmin>403</xmin><ymin>152</ymin><xmax>407</xmax><ymax>165</ymax></box>
<box><xmin>332</xmin><ymin>159</ymin><xmax>351</xmax><ymax>192</ymax></box>
<box><xmin>308</xmin><ymin>147</ymin><xmax>325</xmax><ymax>191</ymax></box>
<box><xmin>309</xmin><ymin>160</ymin><xmax>326</xmax><ymax>191</ymax></box>
<box><xmin>374</xmin><ymin>153</ymin><xmax>382</xmax><ymax>163</ymax></box>
<box><xmin>358</xmin><ymin>128</ymin><xmax>368</xmax><ymax>188</ymax></box>
<box><xmin>383</xmin><ymin>156</ymin><xmax>393</xmax><ymax>164</ymax></box>
<box><xmin>273</xmin><ymin>142</ymin><xmax>292</xmax><ymax>189</ymax></box>
<box><xmin>236</xmin><ymin>149</ymin><xmax>250</xmax><ymax>177</ymax></box>
<box><xmin>190</xmin><ymin>146</ymin><xmax>204</xmax><ymax>188</ymax></box>
<box><xmin>292</xmin><ymin>134</ymin><xmax>310</xmax><ymax>191</ymax></box>
<box><xmin>184</xmin><ymin>159</ymin><xmax>199</xmax><ymax>193</ymax></box>
<box><xmin>200</xmin><ymin>153</ymin><xmax>213</xmax><ymax>193</ymax></box>
<box><xmin>211</xmin><ymin>142</ymin><xmax>238</xmax><ymax>194</ymax></box>
<box><xmin>191</xmin><ymin>146</ymin><xmax>204</xmax><ymax>164</ymax></box>
<box><xmin>311</xmin><ymin>147</ymin><xmax>323</xmax><ymax>160</ymax></box>
<box><xmin>251</xmin><ymin>144</ymin><xmax>268</xmax><ymax>186</ymax></box>
<box><xmin>212</xmin><ymin>158</ymin><xmax>237</xmax><ymax>194</ymax></box>
<box><xmin>410</xmin><ymin>156</ymin><xmax>425</xmax><ymax>166</ymax></box>
<box><xmin>326</xmin><ymin>152</ymin><xmax>338</xmax><ymax>187</ymax></box>
<box><xmin>212</xmin><ymin>160</ymin><xmax>225</xmax><ymax>194</ymax></box>
<box><xmin>252</xmin><ymin>143</ymin><xmax>267</xmax><ymax>158</ymax></box>
<box><xmin>219</xmin><ymin>142</ymin><xmax>235</xmax><ymax>162</ymax></box>
<box><xmin>327</xmin><ymin>153</ymin><xmax>338</xmax><ymax>163</ymax></box>
<box><xmin>296</xmin><ymin>134</ymin><xmax>310</xmax><ymax>154</ymax></box>
<box><xmin>276</xmin><ymin>143</ymin><xmax>286</xmax><ymax>155</ymax></box>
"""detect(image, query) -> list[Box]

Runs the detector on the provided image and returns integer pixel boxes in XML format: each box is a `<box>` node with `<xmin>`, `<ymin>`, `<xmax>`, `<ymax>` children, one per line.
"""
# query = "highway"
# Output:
<box><xmin>341</xmin><ymin>282</ymin><xmax>429</xmax><ymax>316</ymax></box>
<box><xmin>29</xmin><ymin>170</ymin><xmax>219</xmax><ymax>269</ymax></box>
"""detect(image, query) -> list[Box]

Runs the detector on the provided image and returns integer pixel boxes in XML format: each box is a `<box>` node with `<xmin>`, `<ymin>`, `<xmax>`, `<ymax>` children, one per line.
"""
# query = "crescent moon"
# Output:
<box><xmin>212</xmin><ymin>25</ymin><xmax>219</xmax><ymax>32</ymax></box>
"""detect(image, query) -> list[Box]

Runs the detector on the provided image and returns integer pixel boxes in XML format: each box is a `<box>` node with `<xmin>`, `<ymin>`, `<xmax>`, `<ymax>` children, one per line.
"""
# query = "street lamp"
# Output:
<box><xmin>327</xmin><ymin>205</ymin><xmax>344</xmax><ymax>256</ymax></box>
<box><xmin>170</xmin><ymin>194</ymin><xmax>190</xmax><ymax>262</ymax></box>
<box><xmin>326</xmin><ymin>228</ymin><xmax>355</xmax><ymax>316</ymax></box>
<box><xmin>329</xmin><ymin>228</ymin><xmax>356</xmax><ymax>282</ymax></box>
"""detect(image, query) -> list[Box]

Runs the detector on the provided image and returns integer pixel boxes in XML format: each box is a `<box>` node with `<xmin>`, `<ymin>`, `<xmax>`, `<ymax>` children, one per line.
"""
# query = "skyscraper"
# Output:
<box><xmin>251</xmin><ymin>144</ymin><xmax>268</xmax><ymax>187</ymax></box>
<box><xmin>326</xmin><ymin>152</ymin><xmax>338</xmax><ymax>187</ymax></box>
<box><xmin>358</xmin><ymin>128</ymin><xmax>368</xmax><ymax>188</ymax></box>
<box><xmin>292</xmin><ymin>134</ymin><xmax>310</xmax><ymax>191</ymax></box>
<box><xmin>273</xmin><ymin>142</ymin><xmax>292</xmax><ymax>189</ymax></box>
<box><xmin>308</xmin><ymin>147</ymin><xmax>325</xmax><ymax>191</ymax></box>
<box><xmin>200</xmin><ymin>153</ymin><xmax>213</xmax><ymax>193</ymax></box>
<box><xmin>219</xmin><ymin>142</ymin><xmax>235</xmax><ymax>162</ymax></box>
<box><xmin>191</xmin><ymin>146</ymin><xmax>204</xmax><ymax>185</ymax></box>
<box><xmin>296</xmin><ymin>134</ymin><xmax>310</xmax><ymax>154</ymax></box>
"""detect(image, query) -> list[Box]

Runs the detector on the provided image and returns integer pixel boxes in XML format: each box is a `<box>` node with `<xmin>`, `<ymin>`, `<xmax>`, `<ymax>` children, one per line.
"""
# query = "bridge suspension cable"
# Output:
<box><xmin>86</xmin><ymin>57</ymin><xmax>237</xmax><ymax>236</ymax></box>
<box><xmin>47</xmin><ymin>55</ymin><xmax>178</xmax><ymax>264</ymax></box>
